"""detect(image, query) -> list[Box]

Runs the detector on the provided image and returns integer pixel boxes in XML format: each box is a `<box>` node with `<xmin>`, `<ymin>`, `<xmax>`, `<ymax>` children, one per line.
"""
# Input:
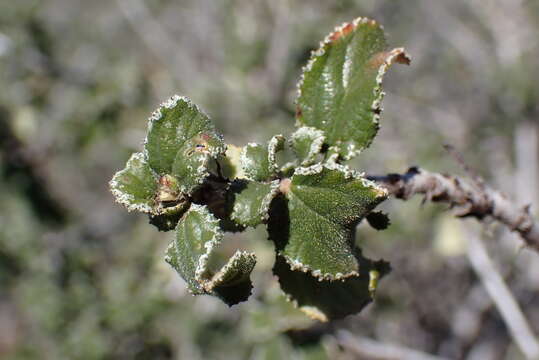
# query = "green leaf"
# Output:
<box><xmin>269</xmin><ymin>164</ymin><xmax>387</xmax><ymax>280</ymax></box>
<box><xmin>296</xmin><ymin>18</ymin><xmax>410</xmax><ymax>160</ymax></box>
<box><xmin>206</xmin><ymin>250</ymin><xmax>257</xmax><ymax>305</ymax></box>
<box><xmin>273</xmin><ymin>255</ymin><xmax>390</xmax><ymax>321</ymax></box>
<box><xmin>230</xmin><ymin>180</ymin><xmax>280</xmax><ymax>227</ymax></box>
<box><xmin>290</xmin><ymin>126</ymin><xmax>325</xmax><ymax>166</ymax></box>
<box><xmin>144</xmin><ymin>95</ymin><xmax>225</xmax><ymax>183</ymax></box>
<box><xmin>110</xmin><ymin>153</ymin><xmax>191</xmax><ymax>223</ymax></box>
<box><xmin>218</xmin><ymin>144</ymin><xmax>245</xmax><ymax>180</ymax></box>
<box><xmin>149</xmin><ymin>204</ymin><xmax>190</xmax><ymax>231</ymax></box>
<box><xmin>241</xmin><ymin>143</ymin><xmax>269</xmax><ymax>181</ymax></box>
<box><xmin>268</xmin><ymin>135</ymin><xmax>286</xmax><ymax>173</ymax></box>
<box><xmin>110</xmin><ymin>96</ymin><xmax>225</xmax><ymax>221</ymax></box>
<box><xmin>166</xmin><ymin>204</ymin><xmax>218</xmax><ymax>294</ymax></box>
<box><xmin>171</xmin><ymin>137</ymin><xmax>217</xmax><ymax>194</ymax></box>
<box><xmin>165</xmin><ymin>204</ymin><xmax>256</xmax><ymax>305</ymax></box>
<box><xmin>109</xmin><ymin>152</ymin><xmax>157</xmax><ymax>213</ymax></box>
<box><xmin>240</xmin><ymin>135</ymin><xmax>285</xmax><ymax>181</ymax></box>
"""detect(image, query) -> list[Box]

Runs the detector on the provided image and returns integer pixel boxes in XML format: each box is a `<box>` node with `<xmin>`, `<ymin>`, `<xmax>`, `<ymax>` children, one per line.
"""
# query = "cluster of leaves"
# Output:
<box><xmin>110</xmin><ymin>17</ymin><xmax>409</xmax><ymax>321</ymax></box>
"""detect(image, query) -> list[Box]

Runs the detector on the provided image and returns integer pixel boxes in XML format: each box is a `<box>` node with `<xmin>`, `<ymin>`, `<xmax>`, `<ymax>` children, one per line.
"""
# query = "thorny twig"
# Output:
<box><xmin>367</xmin><ymin>167</ymin><xmax>539</xmax><ymax>252</ymax></box>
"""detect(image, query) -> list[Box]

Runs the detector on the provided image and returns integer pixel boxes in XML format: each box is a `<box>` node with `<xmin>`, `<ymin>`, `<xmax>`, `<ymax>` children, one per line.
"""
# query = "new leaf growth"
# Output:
<box><xmin>110</xmin><ymin>17</ymin><xmax>409</xmax><ymax>320</ymax></box>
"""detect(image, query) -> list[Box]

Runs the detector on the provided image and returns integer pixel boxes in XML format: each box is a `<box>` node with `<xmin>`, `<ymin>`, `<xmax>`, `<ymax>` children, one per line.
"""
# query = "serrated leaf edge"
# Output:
<box><xmin>240</xmin><ymin>136</ymin><xmax>284</xmax><ymax>181</ymax></box>
<box><xmin>164</xmin><ymin>237</ymin><xmax>206</xmax><ymax>294</ymax></box>
<box><xmin>204</xmin><ymin>250</ymin><xmax>257</xmax><ymax>292</ymax></box>
<box><xmin>188</xmin><ymin>204</ymin><xmax>224</xmax><ymax>283</ymax></box>
<box><xmin>261</xmin><ymin>180</ymin><xmax>281</xmax><ymax>221</ymax></box>
<box><xmin>166</xmin><ymin>204</ymin><xmax>258</xmax><ymax>298</ymax></box>
<box><xmin>223</xmin><ymin>144</ymin><xmax>246</xmax><ymax>179</ymax></box>
<box><xmin>295</xmin><ymin>17</ymin><xmax>410</xmax><ymax>160</ymax></box>
<box><xmin>268</xmin><ymin>134</ymin><xmax>285</xmax><ymax>174</ymax></box>
<box><xmin>284</xmin><ymin>162</ymin><xmax>388</xmax><ymax>280</ymax></box>
<box><xmin>144</xmin><ymin>95</ymin><xmax>216</xmax><ymax>151</ymax></box>
<box><xmin>164</xmin><ymin>241</ymin><xmax>177</xmax><ymax>265</ymax></box>
<box><xmin>142</xmin><ymin>94</ymin><xmax>226</xmax><ymax>175</ymax></box>
<box><xmin>369</xmin><ymin>46</ymin><xmax>411</xmax><ymax>145</ymax></box>
<box><xmin>339</xmin><ymin>46</ymin><xmax>410</xmax><ymax>160</ymax></box>
<box><xmin>109</xmin><ymin>152</ymin><xmax>157</xmax><ymax>213</ymax></box>
<box><xmin>295</xmin><ymin>17</ymin><xmax>378</xmax><ymax>122</ymax></box>
<box><xmin>144</xmin><ymin>95</ymin><xmax>189</xmax><ymax>156</ymax></box>
<box><xmin>290</xmin><ymin>126</ymin><xmax>325</xmax><ymax>166</ymax></box>
<box><xmin>293</xmin><ymin>162</ymin><xmax>388</xmax><ymax>197</ymax></box>
<box><xmin>230</xmin><ymin>180</ymin><xmax>281</xmax><ymax>226</ymax></box>
<box><xmin>281</xmin><ymin>254</ymin><xmax>359</xmax><ymax>281</ymax></box>
<box><xmin>177</xmin><ymin>151</ymin><xmax>214</xmax><ymax>194</ymax></box>
<box><xmin>240</xmin><ymin>142</ymin><xmax>263</xmax><ymax>181</ymax></box>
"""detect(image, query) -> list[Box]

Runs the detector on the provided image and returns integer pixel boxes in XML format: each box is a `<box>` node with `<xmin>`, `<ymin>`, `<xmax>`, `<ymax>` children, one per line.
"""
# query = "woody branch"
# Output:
<box><xmin>367</xmin><ymin>167</ymin><xmax>539</xmax><ymax>252</ymax></box>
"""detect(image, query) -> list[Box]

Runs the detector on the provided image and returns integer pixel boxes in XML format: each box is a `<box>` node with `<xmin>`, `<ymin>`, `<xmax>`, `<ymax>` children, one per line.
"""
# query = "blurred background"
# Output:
<box><xmin>1</xmin><ymin>0</ymin><xmax>539</xmax><ymax>359</ymax></box>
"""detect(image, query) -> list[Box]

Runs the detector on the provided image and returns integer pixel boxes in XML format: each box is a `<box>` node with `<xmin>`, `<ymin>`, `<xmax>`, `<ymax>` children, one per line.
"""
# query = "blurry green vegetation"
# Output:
<box><xmin>1</xmin><ymin>0</ymin><xmax>539</xmax><ymax>359</ymax></box>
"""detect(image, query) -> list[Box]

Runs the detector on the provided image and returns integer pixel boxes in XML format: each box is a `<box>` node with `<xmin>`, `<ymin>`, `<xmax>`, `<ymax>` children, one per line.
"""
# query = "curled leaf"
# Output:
<box><xmin>206</xmin><ymin>250</ymin><xmax>257</xmax><ymax>305</ymax></box>
<box><xmin>109</xmin><ymin>152</ymin><xmax>158</xmax><ymax>213</ymax></box>
<box><xmin>240</xmin><ymin>135</ymin><xmax>285</xmax><ymax>181</ymax></box>
<box><xmin>290</xmin><ymin>126</ymin><xmax>325</xmax><ymax>166</ymax></box>
<box><xmin>149</xmin><ymin>203</ymin><xmax>190</xmax><ymax>232</ymax></box>
<box><xmin>229</xmin><ymin>180</ymin><xmax>281</xmax><ymax>227</ymax></box>
<box><xmin>110</xmin><ymin>95</ymin><xmax>226</xmax><ymax>230</ymax></box>
<box><xmin>165</xmin><ymin>204</ymin><xmax>256</xmax><ymax>305</ymax></box>
<box><xmin>296</xmin><ymin>17</ymin><xmax>410</xmax><ymax>160</ymax></box>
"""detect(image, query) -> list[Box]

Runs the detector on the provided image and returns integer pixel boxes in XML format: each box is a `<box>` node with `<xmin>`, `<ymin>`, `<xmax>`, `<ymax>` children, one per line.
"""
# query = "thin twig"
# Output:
<box><xmin>335</xmin><ymin>330</ymin><xmax>451</xmax><ymax>360</ymax></box>
<box><xmin>465</xmin><ymin>227</ymin><xmax>539</xmax><ymax>359</ymax></box>
<box><xmin>367</xmin><ymin>167</ymin><xmax>539</xmax><ymax>252</ymax></box>
<box><xmin>443</xmin><ymin>144</ymin><xmax>485</xmax><ymax>189</ymax></box>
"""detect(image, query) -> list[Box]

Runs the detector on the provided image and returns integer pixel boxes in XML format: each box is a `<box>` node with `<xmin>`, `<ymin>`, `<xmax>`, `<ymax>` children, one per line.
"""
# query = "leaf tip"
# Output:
<box><xmin>300</xmin><ymin>306</ymin><xmax>329</xmax><ymax>322</ymax></box>
<box><xmin>326</xmin><ymin>17</ymin><xmax>379</xmax><ymax>43</ymax></box>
